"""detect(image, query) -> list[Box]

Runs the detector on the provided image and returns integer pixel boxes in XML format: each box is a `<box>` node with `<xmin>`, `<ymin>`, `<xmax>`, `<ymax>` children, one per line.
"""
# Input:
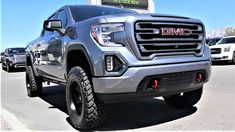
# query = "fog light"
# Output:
<box><xmin>105</xmin><ymin>55</ymin><xmax>124</xmax><ymax>72</ymax></box>
<box><xmin>105</xmin><ymin>56</ymin><xmax>114</xmax><ymax>72</ymax></box>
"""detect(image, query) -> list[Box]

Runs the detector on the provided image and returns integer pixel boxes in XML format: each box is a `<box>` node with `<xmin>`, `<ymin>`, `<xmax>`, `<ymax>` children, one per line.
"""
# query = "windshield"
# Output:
<box><xmin>207</xmin><ymin>38</ymin><xmax>221</xmax><ymax>46</ymax></box>
<box><xmin>9</xmin><ymin>48</ymin><xmax>25</xmax><ymax>54</ymax></box>
<box><xmin>70</xmin><ymin>6</ymin><xmax>136</xmax><ymax>22</ymax></box>
<box><xmin>217</xmin><ymin>37</ymin><xmax>235</xmax><ymax>44</ymax></box>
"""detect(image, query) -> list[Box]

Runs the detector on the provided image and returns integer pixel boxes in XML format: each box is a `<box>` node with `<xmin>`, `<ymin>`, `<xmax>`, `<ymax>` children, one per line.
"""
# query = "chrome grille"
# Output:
<box><xmin>134</xmin><ymin>21</ymin><xmax>204</xmax><ymax>57</ymax></box>
<box><xmin>14</xmin><ymin>55</ymin><xmax>26</xmax><ymax>62</ymax></box>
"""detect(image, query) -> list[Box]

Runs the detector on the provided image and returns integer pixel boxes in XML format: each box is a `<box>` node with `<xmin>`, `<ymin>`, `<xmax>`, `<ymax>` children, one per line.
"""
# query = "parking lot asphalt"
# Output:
<box><xmin>1</xmin><ymin>63</ymin><xmax>235</xmax><ymax>131</ymax></box>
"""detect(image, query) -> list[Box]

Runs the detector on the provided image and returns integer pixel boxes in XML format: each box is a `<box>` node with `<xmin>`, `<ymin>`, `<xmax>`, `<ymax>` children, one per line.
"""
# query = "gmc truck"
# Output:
<box><xmin>26</xmin><ymin>5</ymin><xmax>211</xmax><ymax>129</ymax></box>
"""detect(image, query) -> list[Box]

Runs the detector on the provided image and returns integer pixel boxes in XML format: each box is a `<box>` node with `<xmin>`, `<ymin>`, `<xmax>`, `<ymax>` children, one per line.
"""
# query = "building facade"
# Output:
<box><xmin>88</xmin><ymin>0</ymin><xmax>155</xmax><ymax>13</ymax></box>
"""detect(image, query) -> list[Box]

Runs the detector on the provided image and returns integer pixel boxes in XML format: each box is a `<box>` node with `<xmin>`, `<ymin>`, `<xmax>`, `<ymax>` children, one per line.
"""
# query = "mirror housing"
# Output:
<box><xmin>43</xmin><ymin>20</ymin><xmax>65</xmax><ymax>34</ymax></box>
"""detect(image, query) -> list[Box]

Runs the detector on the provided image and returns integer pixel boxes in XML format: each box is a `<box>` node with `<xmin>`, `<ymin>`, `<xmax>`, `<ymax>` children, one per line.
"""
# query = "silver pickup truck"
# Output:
<box><xmin>2</xmin><ymin>47</ymin><xmax>26</xmax><ymax>72</ymax></box>
<box><xmin>26</xmin><ymin>5</ymin><xmax>211</xmax><ymax>129</ymax></box>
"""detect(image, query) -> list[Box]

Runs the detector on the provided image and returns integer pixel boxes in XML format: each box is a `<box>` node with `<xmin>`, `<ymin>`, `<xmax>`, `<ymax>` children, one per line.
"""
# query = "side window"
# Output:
<box><xmin>41</xmin><ymin>14</ymin><xmax>57</xmax><ymax>36</ymax></box>
<box><xmin>57</xmin><ymin>10</ymin><xmax>67</xmax><ymax>28</ymax></box>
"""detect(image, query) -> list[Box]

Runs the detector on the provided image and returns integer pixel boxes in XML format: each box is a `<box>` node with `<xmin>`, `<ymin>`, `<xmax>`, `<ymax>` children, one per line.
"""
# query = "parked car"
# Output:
<box><xmin>26</xmin><ymin>5</ymin><xmax>211</xmax><ymax>129</ymax></box>
<box><xmin>0</xmin><ymin>52</ymin><xmax>4</xmax><ymax>63</ymax></box>
<box><xmin>210</xmin><ymin>36</ymin><xmax>235</xmax><ymax>63</ymax></box>
<box><xmin>206</xmin><ymin>37</ymin><xmax>222</xmax><ymax>46</ymax></box>
<box><xmin>1</xmin><ymin>47</ymin><xmax>26</xmax><ymax>72</ymax></box>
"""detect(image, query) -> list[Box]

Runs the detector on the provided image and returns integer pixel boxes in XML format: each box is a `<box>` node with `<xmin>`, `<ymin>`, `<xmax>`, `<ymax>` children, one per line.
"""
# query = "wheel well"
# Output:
<box><xmin>67</xmin><ymin>50</ymin><xmax>93</xmax><ymax>79</ymax></box>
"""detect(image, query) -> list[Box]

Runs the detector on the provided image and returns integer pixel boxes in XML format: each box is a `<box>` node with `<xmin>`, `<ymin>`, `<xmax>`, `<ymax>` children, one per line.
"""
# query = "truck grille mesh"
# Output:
<box><xmin>134</xmin><ymin>21</ymin><xmax>204</xmax><ymax>57</ymax></box>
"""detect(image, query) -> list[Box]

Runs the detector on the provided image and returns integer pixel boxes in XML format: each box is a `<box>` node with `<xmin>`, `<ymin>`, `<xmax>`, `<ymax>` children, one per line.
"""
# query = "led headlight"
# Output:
<box><xmin>91</xmin><ymin>23</ymin><xmax>124</xmax><ymax>47</ymax></box>
<box><xmin>224</xmin><ymin>47</ymin><xmax>230</xmax><ymax>52</ymax></box>
<box><xmin>8</xmin><ymin>55</ymin><xmax>14</xmax><ymax>61</ymax></box>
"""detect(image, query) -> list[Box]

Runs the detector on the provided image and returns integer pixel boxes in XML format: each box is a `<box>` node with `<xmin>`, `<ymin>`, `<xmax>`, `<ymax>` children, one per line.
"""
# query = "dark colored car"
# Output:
<box><xmin>1</xmin><ymin>48</ymin><xmax>26</xmax><ymax>72</ymax></box>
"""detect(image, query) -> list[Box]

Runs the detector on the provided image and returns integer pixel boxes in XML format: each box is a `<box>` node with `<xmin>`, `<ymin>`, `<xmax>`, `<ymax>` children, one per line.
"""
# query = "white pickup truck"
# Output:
<box><xmin>210</xmin><ymin>36</ymin><xmax>235</xmax><ymax>63</ymax></box>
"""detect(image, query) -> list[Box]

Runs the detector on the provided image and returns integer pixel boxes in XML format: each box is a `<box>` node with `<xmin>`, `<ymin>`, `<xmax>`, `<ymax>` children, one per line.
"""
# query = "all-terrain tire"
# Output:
<box><xmin>25</xmin><ymin>66</ymin><xmax>43</xmax><ymax>97</ymax></box>
<box><xmin>163</xmin><ymin>87</ymin><xmax>203</xmax><ymax>108</ymax></box>
<box><xmin>66</xmin><ymin>66</ymin><xmax>106</xmax><ymax>130</ymax></box>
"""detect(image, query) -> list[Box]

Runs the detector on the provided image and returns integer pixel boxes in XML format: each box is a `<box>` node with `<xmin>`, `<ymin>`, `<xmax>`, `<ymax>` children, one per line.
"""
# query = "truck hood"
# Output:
<box><xmin>210</xmin><ymin>43</ymin><xmax>235</xmax><ymax>48</ymax></box>
<box><xmin>102</xmin><ymin>13</ymin><xmax>202</xmax><ymax>23</ymax></box>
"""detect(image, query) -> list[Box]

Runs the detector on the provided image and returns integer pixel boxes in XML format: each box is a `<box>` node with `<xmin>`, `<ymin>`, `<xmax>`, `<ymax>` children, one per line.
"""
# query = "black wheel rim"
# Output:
<box><xmin>71</xmin><ymin>81</ymin><xmax>83</xmax><ymax>116</ymax></box>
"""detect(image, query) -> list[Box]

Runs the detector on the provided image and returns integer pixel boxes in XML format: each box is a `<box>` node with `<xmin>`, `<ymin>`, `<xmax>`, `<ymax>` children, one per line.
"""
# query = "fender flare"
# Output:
<box><xmin>64</xmin><ymin>44</ymin><xmax>95</xmax><ymax>77</ymax></box>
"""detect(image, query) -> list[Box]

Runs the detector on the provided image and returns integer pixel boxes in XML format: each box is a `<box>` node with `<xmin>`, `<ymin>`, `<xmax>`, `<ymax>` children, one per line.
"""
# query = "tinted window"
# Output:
<box><xmin>70</xmin><ymin>6</ymin><xmax>136</xmax><ymax>22</ymax></box>
<box><xmin>8</xmin><ymin>48</ymin><xmax>25</xmax><ymax>54</ymax></box>
<box><xmin>57</xmin><ymin>10</ymin><xmax>67</xmax><ymax>28</ymax></box>
<box><xmin>218</xmin><ymin>37</ymin><xmax>235</xmax><ymax>44</ymax></box>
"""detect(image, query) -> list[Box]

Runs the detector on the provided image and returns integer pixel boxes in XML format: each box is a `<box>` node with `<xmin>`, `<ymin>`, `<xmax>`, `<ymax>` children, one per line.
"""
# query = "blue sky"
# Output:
<box><xmin>1</xmin><ymin>0</ymin><xmax>235</xmax><ymax>51</ymax></box>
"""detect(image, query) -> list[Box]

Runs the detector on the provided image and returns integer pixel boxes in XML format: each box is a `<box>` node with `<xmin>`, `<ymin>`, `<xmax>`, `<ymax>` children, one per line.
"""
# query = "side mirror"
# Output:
<box><xmin>1</xmin><ymin>52</ymin><xmax>4</xmax><ymax>56</ymax></box>
<box><xmin>43</xmin><ymin>20</ymin><xmax>65</xmax><ymax>34</ymax></box>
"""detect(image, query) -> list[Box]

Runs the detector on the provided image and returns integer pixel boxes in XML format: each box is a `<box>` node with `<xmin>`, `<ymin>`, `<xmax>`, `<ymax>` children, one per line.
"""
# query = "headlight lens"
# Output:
<box><xmin>9</xmin><ymin>56</ymin><xmax>14</xmax><ymax>61</ymax></box>
<box><xmin>224</xmin><ymin>47</ymin><xmax>230</xmax><ymax>52</ymax></box>
<box><xmin>91</xmin><ymin>23</ymin><xmax>124</xmax><ymax>47</ymax></box>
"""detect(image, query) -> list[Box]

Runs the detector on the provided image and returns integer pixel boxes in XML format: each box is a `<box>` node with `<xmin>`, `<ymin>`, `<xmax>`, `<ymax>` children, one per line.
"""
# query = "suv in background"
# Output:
<box><xmin>2</xmin><ymin>47</ymin><xmax>26</xmax><ymax>72</ymax></box>
<box><xmin>210</xmin><ymin>36</ymin><xmax>235</xmax><ymax>63</ymax></box>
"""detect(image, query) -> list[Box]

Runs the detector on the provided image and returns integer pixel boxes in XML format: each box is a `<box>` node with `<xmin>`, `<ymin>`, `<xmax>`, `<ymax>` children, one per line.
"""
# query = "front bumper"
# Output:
<box><xmin>93</xmin><ymin>61</ymin><xmax>211</xmax><ymax>103</ymax></box>
<box><xmin>211</xmin><ymin>52</ymin><xmax>233</xmax><ymax>61</ymax></box>
<box><xmin>10</xmin><ymin>62</ymin><xmax>26</xmax><ymax>68</ymax></box>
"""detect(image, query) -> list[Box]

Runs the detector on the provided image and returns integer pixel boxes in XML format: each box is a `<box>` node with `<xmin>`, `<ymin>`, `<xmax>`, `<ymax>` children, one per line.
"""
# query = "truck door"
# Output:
<box><xmin>37</xmin><ymin>9</ymin><xmax>67</xmax><ymax>81</ymax></box>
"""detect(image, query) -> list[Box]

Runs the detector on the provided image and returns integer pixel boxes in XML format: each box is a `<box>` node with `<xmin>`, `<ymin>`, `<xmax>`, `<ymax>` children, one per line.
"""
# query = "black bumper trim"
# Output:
<box><xmin>96</xmin><ymin>86</ymin><xmax>203</xmax><ymax>103</ymax></box>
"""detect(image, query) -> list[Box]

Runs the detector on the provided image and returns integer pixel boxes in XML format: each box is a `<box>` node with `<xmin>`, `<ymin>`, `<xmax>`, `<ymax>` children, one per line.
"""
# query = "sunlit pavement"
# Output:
<box><xmin>1</xmin><ymin>63</ymin><xmax>235</xmax><ymax>131</ymax></box>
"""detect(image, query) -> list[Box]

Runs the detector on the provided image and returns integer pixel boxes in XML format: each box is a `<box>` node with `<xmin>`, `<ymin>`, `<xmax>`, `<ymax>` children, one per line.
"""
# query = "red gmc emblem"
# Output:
<box><xmin>161</xmin><ymin>28</ymin><xmax>191</xmax><ymax>36</ymax></box>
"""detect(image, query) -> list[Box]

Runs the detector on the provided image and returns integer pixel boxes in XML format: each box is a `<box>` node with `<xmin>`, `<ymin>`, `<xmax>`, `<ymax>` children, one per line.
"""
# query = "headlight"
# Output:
<box><xmin>9</xmin><ymin>56</ymin><xmax>14</xmax><ymax>61</ymax></box>
<box><xmin>91</xmin><ymin>23</ymin><xmax>124</xmax><ymax>47</ymax></box>
<box><xmin>224</xmin><ymin>47</ymin><xmax>230</xmax><ymax>52</ymax></box>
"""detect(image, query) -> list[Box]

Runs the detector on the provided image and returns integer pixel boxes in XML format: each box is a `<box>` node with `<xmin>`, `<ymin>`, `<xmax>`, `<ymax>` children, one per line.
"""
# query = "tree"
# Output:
<box><xmin>225</xmin><ymin>27</ymin><xmax>235</xmax><ymax>36</ymax></box>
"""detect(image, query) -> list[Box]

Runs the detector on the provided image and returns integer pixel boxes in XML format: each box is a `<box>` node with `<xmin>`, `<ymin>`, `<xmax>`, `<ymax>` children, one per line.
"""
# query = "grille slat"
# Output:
<box><xmin>136</xmin><ymin>35</ymin><xmax>203</xmax><ymax>42</ymax></box>
<box><xmin>140</xmin><ymin>48</ymin><xmax>201</xmax><ymax>53</ymax></box>
<box><xmin>139</xmin><ymin>42</ymin><xmax>199</xmax><ymax>46</ymax></box>
<box><xmin>134</xmin><ymin>21</ymin><xmax>204</xmax><ymax>57</ymax></box>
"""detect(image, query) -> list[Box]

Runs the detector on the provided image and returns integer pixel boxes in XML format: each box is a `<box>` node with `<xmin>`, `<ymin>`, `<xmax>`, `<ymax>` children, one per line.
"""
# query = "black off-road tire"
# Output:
<box><xmin>66</xmin><ymin>66</ymin><xmax>106</xmax><ymax>130</ymax></box>
<box><xmin>163</xmin><ymin>87</ymin><xmax>203</xmax><ymax>108</ymax></box>
<box><xmin>25</xmin><ymin>66</ymin><xmax>43</xmax><ymax>97</ymax></box>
